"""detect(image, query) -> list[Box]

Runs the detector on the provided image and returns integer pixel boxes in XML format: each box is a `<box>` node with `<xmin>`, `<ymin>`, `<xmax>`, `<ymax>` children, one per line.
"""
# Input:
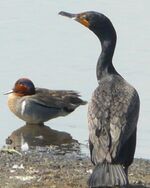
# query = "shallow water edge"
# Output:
<box><xmin>0</xmin><ymin>144</ymin><xmax>150</xmax><ymax>188</ymax></box>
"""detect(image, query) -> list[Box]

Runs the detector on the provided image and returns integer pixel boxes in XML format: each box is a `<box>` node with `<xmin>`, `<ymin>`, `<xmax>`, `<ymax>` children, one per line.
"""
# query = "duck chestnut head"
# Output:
<box><xmin>5</xmin><ymin>78</ymin><xmax>35</xmax><ymax>96</ymax></box>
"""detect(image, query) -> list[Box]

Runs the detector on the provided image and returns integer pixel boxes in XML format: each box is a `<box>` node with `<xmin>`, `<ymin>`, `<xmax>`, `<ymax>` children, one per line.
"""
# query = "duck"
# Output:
<box><xmin>5</xmin><ymin>78</ymin><xmax>87</xmax><ymax>126</ymax></box>
<box><xmin>59</xmin><ymin>11</ymin><xmax>140</xmax><ymax>187</ymax></box>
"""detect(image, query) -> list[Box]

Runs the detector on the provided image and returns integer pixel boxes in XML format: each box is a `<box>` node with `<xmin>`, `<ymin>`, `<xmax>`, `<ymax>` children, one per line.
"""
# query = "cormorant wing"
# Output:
<box><xmin>88</xmin><ymin>83</ymin><xmax>140</xmax><ymax>164</ymax></box>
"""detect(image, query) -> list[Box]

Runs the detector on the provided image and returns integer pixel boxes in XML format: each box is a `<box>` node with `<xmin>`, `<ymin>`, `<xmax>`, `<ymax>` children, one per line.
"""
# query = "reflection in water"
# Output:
<box><xmin>6</xmin><ymin>123</ymin><xmax>77</xmax><ymax>149</ymax></box>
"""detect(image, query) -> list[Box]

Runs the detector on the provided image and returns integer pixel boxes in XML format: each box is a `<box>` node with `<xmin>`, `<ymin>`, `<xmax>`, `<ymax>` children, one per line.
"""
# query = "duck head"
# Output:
<box><xmin>5</xmin><ymin>78</ymin><xmax>36</xmax><ymax>96</ymax></box>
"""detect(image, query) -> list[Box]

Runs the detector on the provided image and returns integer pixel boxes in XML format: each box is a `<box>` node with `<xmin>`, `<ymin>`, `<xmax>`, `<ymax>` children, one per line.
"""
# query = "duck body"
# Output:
<box><xmin>60</xmin><ymin>11</ymin><xmax>140</xmax><ymax>187</ymax></box>
<box><xmin>7</xmin><ymin>78</ymin><xmax>87</xmax><ymax>125</ymax></box>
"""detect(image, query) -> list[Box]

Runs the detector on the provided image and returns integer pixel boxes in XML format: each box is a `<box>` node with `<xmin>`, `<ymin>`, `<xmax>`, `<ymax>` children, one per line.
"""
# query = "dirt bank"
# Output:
<box><xmin>0</xmin><ymin>143</ymin><xmax>150</xmax><ymax>188</ymax></box>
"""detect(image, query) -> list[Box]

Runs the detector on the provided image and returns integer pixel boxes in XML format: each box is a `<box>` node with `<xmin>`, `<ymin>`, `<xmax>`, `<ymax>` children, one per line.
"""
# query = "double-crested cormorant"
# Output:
<box><xmin>5</xmin><ymin>78</ymin><xmax>87</xmax><ymax>125</ymax></box>
<box><xmin>59</xmin><ymin>11</ymin><xmax>140</xmax><ymax>187</ymax></box>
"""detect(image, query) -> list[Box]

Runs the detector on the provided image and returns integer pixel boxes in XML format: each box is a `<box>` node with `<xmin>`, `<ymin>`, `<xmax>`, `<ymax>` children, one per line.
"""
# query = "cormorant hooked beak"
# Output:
<box><xmin>59</xmin><ymin>11</ymin><xmax>89</xmax><ymax>28</ymax></box>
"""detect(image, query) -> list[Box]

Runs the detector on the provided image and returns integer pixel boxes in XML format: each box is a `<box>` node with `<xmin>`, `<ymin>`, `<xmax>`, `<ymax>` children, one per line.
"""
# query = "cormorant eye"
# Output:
<box><xmin>82</xmin><ymin>14</ymin><xmax>88</xmax><ymax>20</ymax></box>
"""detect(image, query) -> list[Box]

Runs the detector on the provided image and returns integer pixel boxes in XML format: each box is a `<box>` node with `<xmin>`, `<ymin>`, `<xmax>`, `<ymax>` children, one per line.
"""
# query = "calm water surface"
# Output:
<box><xmin>0</xmin><ymin>0</ymin><xmax>150</xmax><ymax>159</ymax></box>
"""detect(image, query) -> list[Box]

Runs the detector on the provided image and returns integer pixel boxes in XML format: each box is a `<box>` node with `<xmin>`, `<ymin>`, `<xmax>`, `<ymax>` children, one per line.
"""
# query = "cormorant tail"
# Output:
<box><xmin>88</xmin><ymin>163</ymin><xmax>128</xmax><ymax>187</ymax></box>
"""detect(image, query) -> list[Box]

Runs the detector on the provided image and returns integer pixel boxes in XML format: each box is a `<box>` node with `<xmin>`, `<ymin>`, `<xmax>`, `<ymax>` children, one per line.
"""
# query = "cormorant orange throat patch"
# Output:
<box><xmin>78</xmin><ymin>17</ymin><xmax>89</xmax><ymax>28</ymax></box>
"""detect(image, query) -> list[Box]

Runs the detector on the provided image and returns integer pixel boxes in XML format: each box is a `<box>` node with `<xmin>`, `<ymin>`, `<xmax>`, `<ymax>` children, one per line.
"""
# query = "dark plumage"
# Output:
<box><xmin>59</xmin><ymin>11</ymin><xmax>140</xmax><ymax>187</ymax></box>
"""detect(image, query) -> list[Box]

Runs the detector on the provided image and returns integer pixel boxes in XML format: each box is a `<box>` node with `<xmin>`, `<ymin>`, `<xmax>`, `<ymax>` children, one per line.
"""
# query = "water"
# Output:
<box><xmin>0</xmin><ymin>0</ymin><xmax>150</xmax><ymax>159</ymax></box>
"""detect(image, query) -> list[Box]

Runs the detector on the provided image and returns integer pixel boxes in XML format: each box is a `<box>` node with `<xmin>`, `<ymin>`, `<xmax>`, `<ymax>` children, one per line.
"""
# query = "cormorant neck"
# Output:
<box><xmin>94</xmin><ymin>28</ymin><xmax>117</xmax><ymax>81</ymax></box>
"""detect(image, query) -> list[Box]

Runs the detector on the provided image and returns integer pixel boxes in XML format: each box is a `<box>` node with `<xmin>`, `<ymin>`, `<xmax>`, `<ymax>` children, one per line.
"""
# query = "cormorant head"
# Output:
<box><xmin>59</xmin><ymin>11</ymin><xmax>116</xmax><ymax>42</ymax></box>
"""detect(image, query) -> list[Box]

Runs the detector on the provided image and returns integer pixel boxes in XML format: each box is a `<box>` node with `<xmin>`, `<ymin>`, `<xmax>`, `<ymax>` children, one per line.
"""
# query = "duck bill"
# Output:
<box><xmin>4</xmin><ymin>90</ymin><xmax>13</xmax><ymax>95</ymax></box>
<box><xmin>59</xmin><ymin>11</ymin><xmax>89</xmax><ymax>28</ymax></box>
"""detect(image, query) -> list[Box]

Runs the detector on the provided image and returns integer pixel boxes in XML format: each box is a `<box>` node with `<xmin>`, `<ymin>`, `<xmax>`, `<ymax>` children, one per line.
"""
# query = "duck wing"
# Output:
<box><xmin>26</xmin><ymin>88</ymin><xmax>87</xmax><ymax>112</ymax></box>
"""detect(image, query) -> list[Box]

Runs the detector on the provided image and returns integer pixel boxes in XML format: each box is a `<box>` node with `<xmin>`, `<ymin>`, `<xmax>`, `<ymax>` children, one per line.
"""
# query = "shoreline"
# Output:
<box><xmin>0</xmin><ymin>144</ymin><xmax>150</xmax><ymax>188</ymax></box>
